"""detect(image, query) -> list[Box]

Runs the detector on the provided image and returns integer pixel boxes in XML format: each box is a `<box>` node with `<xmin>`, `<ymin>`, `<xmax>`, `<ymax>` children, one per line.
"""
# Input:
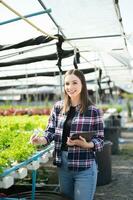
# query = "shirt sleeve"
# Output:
<box><xmin>43</xmin><ymin>104</ymin><xmax>56</xmax><ymax>144</ymax></box>
<box><xmin>91</xmin><ymin>108</ymin><xmax>104</xmax><ymax>152</ymax></box>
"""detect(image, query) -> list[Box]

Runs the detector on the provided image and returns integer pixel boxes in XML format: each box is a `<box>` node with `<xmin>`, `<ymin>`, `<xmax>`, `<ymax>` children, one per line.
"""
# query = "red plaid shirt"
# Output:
<box><xmin>45</xmin><ymin>101</ymin><xmax>104</xmax><ymax>171</ymax></box>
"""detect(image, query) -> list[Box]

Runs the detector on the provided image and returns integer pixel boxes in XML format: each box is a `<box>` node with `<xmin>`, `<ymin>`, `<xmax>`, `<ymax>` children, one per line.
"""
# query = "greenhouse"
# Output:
<box><xmin>0</xmin><ymin>0</ymin><xmax>133</xmax><ymax>200</ymax></box>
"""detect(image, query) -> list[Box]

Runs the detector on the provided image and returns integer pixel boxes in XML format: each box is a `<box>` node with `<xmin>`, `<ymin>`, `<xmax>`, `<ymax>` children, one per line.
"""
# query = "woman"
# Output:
<box><xmin>30</xmin><ymin>69</ymin><xmax>104</xmax><ymax>200</ymax></box>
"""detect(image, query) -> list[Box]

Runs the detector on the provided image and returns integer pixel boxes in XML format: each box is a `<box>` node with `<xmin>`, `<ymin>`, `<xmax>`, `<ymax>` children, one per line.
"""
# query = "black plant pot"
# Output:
<box><xmin>96</xmin><ymin>141</ymin><xmax>112</xmax><ymax>186</ymax></box>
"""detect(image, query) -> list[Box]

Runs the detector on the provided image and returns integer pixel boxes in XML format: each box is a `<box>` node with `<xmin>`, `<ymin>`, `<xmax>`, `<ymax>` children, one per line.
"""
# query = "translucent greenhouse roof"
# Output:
<box><xmin>0</xmin><ymin>0</ymin><xmax>133</xmax><ymax>94</ymax></box>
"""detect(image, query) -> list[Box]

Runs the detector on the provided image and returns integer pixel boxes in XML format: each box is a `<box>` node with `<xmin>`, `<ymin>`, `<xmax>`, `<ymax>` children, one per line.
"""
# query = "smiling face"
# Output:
<box><xmin>64</xmin><ymin>74</ymin><xmax>82</xmax><ymax>103</ymax></box>
<box><xmin>63</xmin><ymin>69</ymin><xmax>91</xmax><ymax>113</ymax></box>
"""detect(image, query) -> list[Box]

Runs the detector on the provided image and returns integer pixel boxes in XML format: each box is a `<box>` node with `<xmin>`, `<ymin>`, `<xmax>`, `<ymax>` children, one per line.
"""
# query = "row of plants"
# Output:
<box><xmin>98</xmin><ymin>104</ymin><xmax>123</xmax><ymax>113</ymax></box>
<box><xmin>0</xmin><ymin>104</ymin><xmax>123</xmax><ymax>116</ymax></box>
<box><xmin>0</xmin><ymin>115</ymin><xmax>49</xmax><ymax>173</ymax></box>
<box><xmin>0</xmin><ymin>107</ymin><xmax>51</xmax><ymax>116</ymax></box>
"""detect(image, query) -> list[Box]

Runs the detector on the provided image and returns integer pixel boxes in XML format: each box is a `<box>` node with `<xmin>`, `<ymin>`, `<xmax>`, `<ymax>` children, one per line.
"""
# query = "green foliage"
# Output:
<box><xmin>0</xmin><ymin>104</ymin><xmax>52</xmax><ymax>109</ymax></box>
<box><xmin>122</xmin><ymin>93</ymin><xmax>133</xmax><ymax>100</ymax></box>
<box><xmin>98</xmin><ymin>104</ymin><xmax>123</xmax><ymax>113</ymax></box>
<box><xmin>0</xmin><ymin>157</ymin><xmax>9</xmax><ymax>174</ymax></box>
<box><xmin>0</xmin><ymin>115</ymin><xmax>49</xmax><ymax>174</ymax></box>
<box><xmin>120</xmin><ymin>143</ymin><xmax>133</xmax><ymax>159</ymax></box>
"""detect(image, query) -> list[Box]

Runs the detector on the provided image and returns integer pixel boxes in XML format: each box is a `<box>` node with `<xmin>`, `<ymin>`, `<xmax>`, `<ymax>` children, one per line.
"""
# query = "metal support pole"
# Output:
<box><xmin>59</xmin><ymin>71</ymin><xmax>63</xmax><ymax>99</ymax></box>
<box><xmin>0</xmin><ymin>10</ymin><xmax>51</xmax><ymax>25</ymax></box>
<box><xmin>32</xmin><ymin>170</ymin><xmax>37</xmax><ymax>200</ymax></box>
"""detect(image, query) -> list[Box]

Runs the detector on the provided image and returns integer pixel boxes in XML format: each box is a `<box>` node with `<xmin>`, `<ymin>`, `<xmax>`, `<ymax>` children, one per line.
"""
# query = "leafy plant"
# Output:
<box><xmin>98</xmin><ymin>104</ymin><xmax>123</xmax><ymax>113</ymax></box>
<box><xmin>0</xmin><ymin>115</ymin><xmax>49</xmax><ymax>173</ymax></box>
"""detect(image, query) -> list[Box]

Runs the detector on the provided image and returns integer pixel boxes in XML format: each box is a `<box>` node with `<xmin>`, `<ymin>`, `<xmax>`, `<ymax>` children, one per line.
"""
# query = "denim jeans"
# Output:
<box><xmin>58</xmin><ymin>151</ymin><xmax>97</xmax><ymax>200</ymax></box>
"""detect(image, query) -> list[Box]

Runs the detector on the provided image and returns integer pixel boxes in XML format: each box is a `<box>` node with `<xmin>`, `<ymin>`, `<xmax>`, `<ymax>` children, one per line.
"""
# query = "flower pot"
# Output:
<box><xmin>12</xmin><ymin>167</ymin><xmax>28</xmax><ymax>179</ymax></box>
<box><xmin>39</xmin><ymin>153</ymin><xmax>49</xmax><ymax>163</ymax></box>
<box><xmin>27</xmin><ymin>160</ymin><xmax>40</xmax><ymax>170</ymax></box>
<box><xmin>0</xmin><ymin>176</ymin><xmax>14</xmax><ymax>189</ymax></box>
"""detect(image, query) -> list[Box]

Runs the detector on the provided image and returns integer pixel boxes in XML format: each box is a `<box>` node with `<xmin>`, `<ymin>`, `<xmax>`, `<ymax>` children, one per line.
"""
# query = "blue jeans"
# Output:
<box><xmin>58</xmin><ymin>151</ymin><xmax>97</xmax><ymax>200</ymax></box>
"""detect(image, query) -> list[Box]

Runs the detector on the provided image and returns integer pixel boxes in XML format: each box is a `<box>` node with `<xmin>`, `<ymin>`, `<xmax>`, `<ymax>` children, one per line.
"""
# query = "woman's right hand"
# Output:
<box><xmin>30</xmin><ymin>135</ymin><xmax>47</xmax><ymax>145</ymax></box>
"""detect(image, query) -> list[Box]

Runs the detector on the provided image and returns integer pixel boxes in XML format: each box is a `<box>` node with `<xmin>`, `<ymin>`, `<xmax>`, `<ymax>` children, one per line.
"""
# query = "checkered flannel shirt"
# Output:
<box><xmin>44</xmin><ymin>101</ymin><xmax>104</xmax><ymax>171</ymax></box>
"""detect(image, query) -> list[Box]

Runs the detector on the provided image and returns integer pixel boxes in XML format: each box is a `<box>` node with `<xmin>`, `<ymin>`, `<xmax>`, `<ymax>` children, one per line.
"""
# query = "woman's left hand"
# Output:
<box><xmin>67</xmin><ymin>136</ymin><xmax>94</xmax><ymax>149</ymax></box>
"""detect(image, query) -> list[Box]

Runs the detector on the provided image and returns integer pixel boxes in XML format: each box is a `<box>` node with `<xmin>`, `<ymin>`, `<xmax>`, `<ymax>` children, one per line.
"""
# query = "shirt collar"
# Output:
<box><xmin>70</xmin><ymin>104</ymin><xmax>81</xmax><ymax>112</ymax></box>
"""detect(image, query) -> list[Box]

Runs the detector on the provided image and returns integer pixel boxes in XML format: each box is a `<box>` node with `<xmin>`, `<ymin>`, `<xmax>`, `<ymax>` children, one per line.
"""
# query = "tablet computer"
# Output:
<box><xmin>70</xmin><ymin>131</ymin><xmax>96</xmax><ymax>142</ymax></box>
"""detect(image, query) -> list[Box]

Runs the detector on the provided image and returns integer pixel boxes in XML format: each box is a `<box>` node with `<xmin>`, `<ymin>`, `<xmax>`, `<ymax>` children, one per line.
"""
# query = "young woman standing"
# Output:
<box><xmin>30</xmin><ymin>69</ymin><xmax>104</xmax><ymax>200</ymax></box>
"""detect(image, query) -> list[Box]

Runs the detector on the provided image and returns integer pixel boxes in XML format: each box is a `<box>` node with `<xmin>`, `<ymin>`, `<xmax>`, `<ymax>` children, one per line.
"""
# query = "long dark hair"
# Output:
<box><xmin>63</xmin><ymin>69</ymin><xmax>93</xmax><ymax>113</ymax></box>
